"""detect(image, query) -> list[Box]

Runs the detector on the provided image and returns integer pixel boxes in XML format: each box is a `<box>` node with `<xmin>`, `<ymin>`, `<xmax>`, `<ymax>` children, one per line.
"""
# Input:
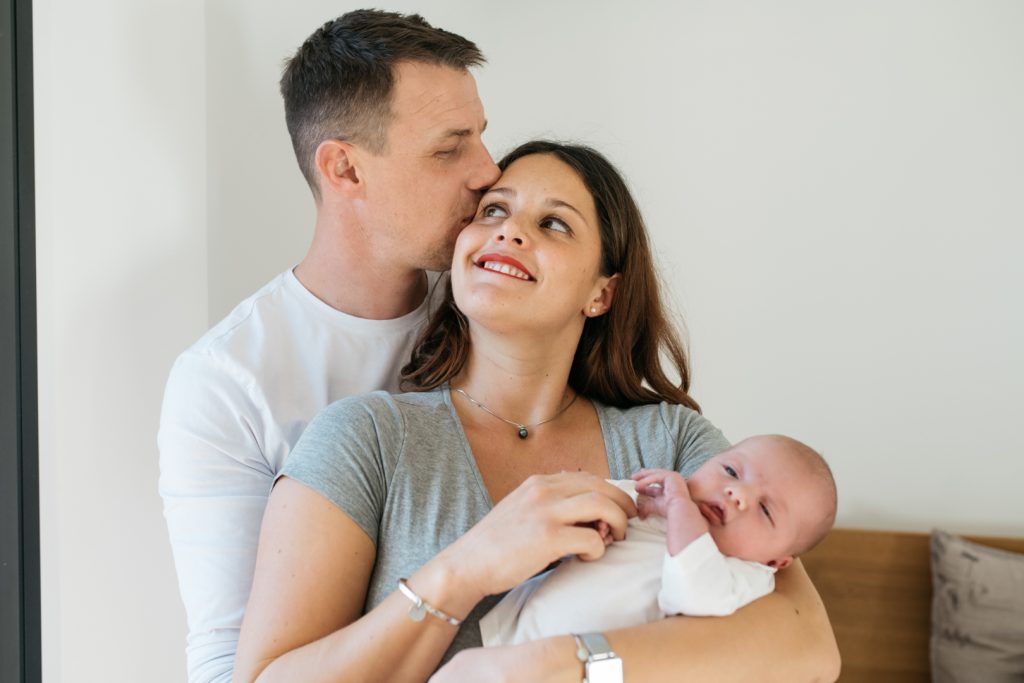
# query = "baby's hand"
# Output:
<box><xmin>631</xmin><ymin>468</ymin><xmax>693</xmax><ymax>519</ymax></box>
<box><xmin>632</xmin><ymin>468</ymin><xmax>709</xmax><ymax>556</ymax></box>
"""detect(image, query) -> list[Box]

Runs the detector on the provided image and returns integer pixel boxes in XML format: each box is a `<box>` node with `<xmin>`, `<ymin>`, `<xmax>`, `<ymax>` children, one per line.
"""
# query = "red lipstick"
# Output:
<box><xmin>475</xmin><ymin>253</ymin><xmax>535</xmax><ymax>280</ymax></box>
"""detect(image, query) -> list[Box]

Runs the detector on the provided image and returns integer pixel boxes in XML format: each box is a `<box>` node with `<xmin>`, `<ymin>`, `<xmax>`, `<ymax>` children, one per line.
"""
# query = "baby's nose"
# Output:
<box><xmin>725</xmin><ymin>486</ymin><xmax>748</xmax><ymax>511</ymax></box>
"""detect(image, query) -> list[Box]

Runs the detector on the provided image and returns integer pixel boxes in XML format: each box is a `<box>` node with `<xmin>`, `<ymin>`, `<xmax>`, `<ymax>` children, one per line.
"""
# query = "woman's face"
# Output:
<box><xmin>451</xmin><ymin>153</ymin><xmax>616</xmax><ymax>337</ymax></box>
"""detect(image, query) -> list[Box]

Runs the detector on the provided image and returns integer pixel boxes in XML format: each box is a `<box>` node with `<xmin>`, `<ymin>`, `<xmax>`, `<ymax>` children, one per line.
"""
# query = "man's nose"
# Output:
<box><xmin>469</xmin><ymin>144</ymin><xmax>501</xmax><ymax>190</ymax></box>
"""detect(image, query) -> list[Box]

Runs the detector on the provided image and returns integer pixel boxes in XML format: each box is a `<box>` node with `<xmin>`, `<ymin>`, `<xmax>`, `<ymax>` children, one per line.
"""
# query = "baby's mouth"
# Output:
<box><xmin>699</xmin><ymin>501</ymin><xmax>725</xmax><ymax>525</ymax></box>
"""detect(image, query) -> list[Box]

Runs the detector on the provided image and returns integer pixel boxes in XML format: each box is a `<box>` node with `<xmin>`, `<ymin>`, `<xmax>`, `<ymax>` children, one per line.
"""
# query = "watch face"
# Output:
<box><xmin>586</xmin><ymin>658</ymin><xmax>624</xmax><ymax>683</ymax></box>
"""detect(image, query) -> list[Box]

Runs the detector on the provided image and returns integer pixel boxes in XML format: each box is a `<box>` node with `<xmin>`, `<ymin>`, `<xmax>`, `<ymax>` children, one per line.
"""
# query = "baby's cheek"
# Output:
<box><xmin>709</xmin><ymin>526</ymin><xmax>746</xmax><ymax>557</ymax></box>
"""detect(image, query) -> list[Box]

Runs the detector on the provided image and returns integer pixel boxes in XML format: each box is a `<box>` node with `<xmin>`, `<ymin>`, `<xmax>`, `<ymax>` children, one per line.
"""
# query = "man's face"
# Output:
<box><xmin>355</xmin><ymin>62</ymin><xmax>500</xmax><ymax>272</ymax></box>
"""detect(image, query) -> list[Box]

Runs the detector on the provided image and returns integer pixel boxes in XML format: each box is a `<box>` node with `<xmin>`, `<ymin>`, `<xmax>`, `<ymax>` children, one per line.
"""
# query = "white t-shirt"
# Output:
<box><xmin>158</xmin><ymin>269</ymin><xmax>438</xmax><ymax>683</ymax></box>
<box><xmin>479</xmin><ymin>480</ymin><xmax>776</xmax><ymax>646</ymax></box>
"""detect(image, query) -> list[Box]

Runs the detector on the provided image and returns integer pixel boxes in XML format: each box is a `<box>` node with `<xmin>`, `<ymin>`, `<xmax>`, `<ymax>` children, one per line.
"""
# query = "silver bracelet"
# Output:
<box><xmin>397</xmin><ymin>577</ymin><xmax>461</xmax><ymax>626</ymax></box>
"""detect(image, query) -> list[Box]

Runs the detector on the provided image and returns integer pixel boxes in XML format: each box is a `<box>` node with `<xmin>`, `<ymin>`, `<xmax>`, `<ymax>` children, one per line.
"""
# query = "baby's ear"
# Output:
<box><xmin>767</xmin><ymin>555</ymin><xmax>793</xmax><ymax>570</ymax></box>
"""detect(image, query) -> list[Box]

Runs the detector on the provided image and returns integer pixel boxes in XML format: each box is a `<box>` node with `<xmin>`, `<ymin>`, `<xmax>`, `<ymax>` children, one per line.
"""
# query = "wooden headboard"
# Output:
<box><xmin>801</xmin><ymin>528</ymin><xmax>1024</xmax><ymax>683</ymax></box>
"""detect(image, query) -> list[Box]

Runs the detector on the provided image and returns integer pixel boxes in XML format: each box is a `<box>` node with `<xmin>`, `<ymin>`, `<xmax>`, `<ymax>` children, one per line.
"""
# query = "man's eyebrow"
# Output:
<box><xmin>437</xmin><ymin>119</ymin><xmax>488</xmax><ymax>141</ymax></box>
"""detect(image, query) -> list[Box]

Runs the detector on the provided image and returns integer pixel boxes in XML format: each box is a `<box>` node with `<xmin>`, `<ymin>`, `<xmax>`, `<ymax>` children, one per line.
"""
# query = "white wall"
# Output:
<box><xmin>34</xmin><ymin>1</ymin><xmax>1024</xmax><ymax>682</ymax></box>
<box><xmin>34</xmin><ymin>0</ymin><xmax>204</xmax><ymax>681</ymax></box>
<box><xmin>208</xmin><ymin>0</ymin><xmax>1024</xmax><ymax>535</ymax></box>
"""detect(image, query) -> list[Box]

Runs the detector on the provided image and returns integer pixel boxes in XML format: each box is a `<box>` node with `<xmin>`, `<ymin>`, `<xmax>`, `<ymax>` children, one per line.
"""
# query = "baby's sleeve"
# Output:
<box><xmin>657</xmin><ymin>533</ymin><xmax>776</xmax><ymax>616</ymax></box>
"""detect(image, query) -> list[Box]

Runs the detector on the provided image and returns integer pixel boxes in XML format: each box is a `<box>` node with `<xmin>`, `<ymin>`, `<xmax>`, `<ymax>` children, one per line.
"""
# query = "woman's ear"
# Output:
<box><xmin>585</xmin><ymin>273</ymin><xmax>621</xmax><ymax>317</ymax></box>
<box><xmin>314</xmin><ymin>139</ymin><xmax>363</xmax><ymax>199</ymax></box>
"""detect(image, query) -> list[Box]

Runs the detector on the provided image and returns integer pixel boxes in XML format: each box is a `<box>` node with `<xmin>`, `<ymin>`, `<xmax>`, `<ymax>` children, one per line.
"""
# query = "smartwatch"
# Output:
<box><xmin>573</xmin><ymin>632</ymin><xmax>623</xmax><ymax>683</ymax></box>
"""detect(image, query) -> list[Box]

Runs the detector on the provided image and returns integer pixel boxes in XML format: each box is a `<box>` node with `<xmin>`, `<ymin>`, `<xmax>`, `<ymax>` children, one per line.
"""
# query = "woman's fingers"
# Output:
<box><xmin>555</xmin><ymin>524</ymin><xmax>612</xmax><ymax>562</ymax></box>
<box><xmin>552</xmin><ymin>490</ymin><xmax>632</xmax><ymax>541</ymax></box>
<box><xmin>446</xmin><ymin>471</ymin><xmax>643</xmax><ymax>596</ymax></box>
<box><xmin>534</xmin><ymin>472</ymin><xmax>637</xmax><ymax>513</ymax></box>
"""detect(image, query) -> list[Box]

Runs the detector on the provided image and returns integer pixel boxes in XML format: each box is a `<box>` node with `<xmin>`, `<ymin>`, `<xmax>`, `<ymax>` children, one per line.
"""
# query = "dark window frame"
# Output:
<box><xmin>1</xmin><ymin>0</ymin><xmax>40</xmax><ymax>681</ymax></box>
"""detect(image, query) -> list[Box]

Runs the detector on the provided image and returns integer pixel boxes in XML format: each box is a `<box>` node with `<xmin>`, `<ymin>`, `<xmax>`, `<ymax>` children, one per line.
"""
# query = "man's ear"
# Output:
<box><xmin>767</xmin><ymin>555</ymin><xmax>793</xmax><ymax>570</ymax></box>
<box><xmin>314</xmin><ymin>139</ymin><xmax>362</xmax><ymax>199</ymax></box>
<box><xmin>585</xmin><ymin>273</ymin><xmax>621</xmax><ymax>318</ymax></box>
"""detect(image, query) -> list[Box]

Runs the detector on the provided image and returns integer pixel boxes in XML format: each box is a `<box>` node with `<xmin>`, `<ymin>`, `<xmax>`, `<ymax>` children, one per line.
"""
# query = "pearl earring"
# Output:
<box><xmin>590</xmin><ymin>307</ymin><xmax>597</xmax><ymax>314</ymax></box>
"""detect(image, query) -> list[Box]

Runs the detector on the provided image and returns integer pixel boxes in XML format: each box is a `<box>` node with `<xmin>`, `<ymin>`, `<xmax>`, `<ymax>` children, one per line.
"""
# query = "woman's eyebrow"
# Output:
<box><xmin>483</xmin><ymin>188</ymin><xmax>588</xmax><ymax>225</ymax></box>
<box><xmin>546</xmin><ymin>199</ymin><xmax>585</xmax><ymax>222</ymax></box>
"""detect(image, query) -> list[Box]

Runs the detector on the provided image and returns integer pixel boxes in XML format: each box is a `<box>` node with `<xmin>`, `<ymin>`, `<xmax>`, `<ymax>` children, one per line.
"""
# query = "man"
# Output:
<box><xmin>158</xmin><ymin>11</ymin><xmax>499</xmax><ymax>683</ymax></box>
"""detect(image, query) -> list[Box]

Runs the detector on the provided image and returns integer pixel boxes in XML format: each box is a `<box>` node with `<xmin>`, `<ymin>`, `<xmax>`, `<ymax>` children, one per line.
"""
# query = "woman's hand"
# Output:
<box><xmin>437</xmin><ymin>472</ymin><xmax>637</xmax><ymax>603</ymax></box>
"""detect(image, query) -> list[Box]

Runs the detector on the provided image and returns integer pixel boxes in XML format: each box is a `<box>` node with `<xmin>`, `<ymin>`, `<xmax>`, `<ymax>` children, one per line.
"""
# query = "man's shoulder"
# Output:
<box><xmin>184</xmin><ymin>271</ymin><xmax>293</xmax><ymax>360</ymax></box>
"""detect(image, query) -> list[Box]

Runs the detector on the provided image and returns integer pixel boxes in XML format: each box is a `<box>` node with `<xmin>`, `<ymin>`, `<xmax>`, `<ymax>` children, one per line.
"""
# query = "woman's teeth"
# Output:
<box><xmin>482</xmin><ymin>261</ymin><xmax>531</xmax><ymax>280</ymax></box>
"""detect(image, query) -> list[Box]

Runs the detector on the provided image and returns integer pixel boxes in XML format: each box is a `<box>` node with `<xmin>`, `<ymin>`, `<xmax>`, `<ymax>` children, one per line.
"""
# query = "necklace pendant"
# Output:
<box><xmin>517</xmin><ymin>426</ymin><xmax>529</xmax><ymax>439</ymax></box>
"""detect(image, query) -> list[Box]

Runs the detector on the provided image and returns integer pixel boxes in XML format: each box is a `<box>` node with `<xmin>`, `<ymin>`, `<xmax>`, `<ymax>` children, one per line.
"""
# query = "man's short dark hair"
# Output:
<box><xmin>280</xmin><ymin>9</ymin><xmax>485</xmax><ymax>198</ymax></box>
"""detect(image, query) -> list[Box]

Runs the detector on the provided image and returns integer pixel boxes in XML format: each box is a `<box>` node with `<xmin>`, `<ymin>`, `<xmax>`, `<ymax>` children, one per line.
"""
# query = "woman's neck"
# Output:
<box><xmin>452</xmin><ymin>325</ymin><xmax>581</xmax><ymax>427</ymax></box>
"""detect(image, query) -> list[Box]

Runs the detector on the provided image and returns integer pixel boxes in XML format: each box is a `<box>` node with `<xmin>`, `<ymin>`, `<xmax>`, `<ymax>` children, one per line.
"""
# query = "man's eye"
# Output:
<box><xmin>481</xmin><ymin>204</ymin><xmax>508</xmax><ymax>219</ymax></box>
<box><xmin>723</xmin><ymin>465</ymin><xmax>738</xmax><ymax>478</ymax></box>
<box><xmin>435</xmin><ymin>148</ymin><xmax>458</xmax><ymax>158</ymax></box>
<box><xmin>540</xmin><ymin>217</ymin><xmax>571</xmax><ymax>235</ymax></box>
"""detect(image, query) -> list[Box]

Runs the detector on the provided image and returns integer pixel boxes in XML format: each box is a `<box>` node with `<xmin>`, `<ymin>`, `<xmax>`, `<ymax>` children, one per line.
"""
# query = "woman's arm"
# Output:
<box><xmin>433</xmin><ymin>559</ymin><xmax>840</xmax><ymax>683</ymax></box>
<box><xmin>235</xmin><ymin>473</ymin><xmax>638</xmax><ymax>683</ymax></box>
<box><xmin>234</xmin><ymin>477</ymin><xmax>473</xmax><ymax>683</ymax></box>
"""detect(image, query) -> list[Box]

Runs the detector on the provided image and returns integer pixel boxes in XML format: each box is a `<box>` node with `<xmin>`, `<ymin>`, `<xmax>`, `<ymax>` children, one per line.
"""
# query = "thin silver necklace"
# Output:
<box><xmin>454</xmin><ymin>387</ymin><xmax>580</xmax><ymax>439</ymax></box>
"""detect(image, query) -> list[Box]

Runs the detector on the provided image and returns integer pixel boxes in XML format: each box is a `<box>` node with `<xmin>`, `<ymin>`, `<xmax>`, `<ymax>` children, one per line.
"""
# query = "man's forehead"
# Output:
<box><xmin>390</xmin><ymin>63</ymin><xmax>486</xmax><ymax>136</ymax></box>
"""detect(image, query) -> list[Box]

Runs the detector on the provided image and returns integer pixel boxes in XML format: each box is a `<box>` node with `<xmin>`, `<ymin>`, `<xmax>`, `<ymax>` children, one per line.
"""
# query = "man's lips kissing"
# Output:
<box><xmin>475</xmin><ymin>253</ymin><xmax>535</xmax><ymax>281</ymax></box>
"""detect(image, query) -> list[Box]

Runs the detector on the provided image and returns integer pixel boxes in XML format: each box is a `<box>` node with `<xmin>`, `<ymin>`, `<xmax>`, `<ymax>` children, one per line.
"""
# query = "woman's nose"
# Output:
<box><xmin>495</xmin><ymin>218</ymin><xmax>526</xmax><ymax>246</ymax></box>
<box><xmin>725</xmin><ymin>485</ymin><xmax>748</xmax><ymax>511</ymax></box>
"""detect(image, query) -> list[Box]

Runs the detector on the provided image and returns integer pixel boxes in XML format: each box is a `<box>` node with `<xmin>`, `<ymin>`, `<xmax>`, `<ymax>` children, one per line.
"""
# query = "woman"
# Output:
<box><xmin>234</xmin><ymin>141</ymin><xmax>839</xmax><ymax>682</ymax></box>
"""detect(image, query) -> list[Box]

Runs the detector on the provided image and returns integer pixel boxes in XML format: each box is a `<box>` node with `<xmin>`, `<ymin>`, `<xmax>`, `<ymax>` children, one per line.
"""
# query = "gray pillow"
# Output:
<box><xmin>931</xmin><ymin>529</ymin><xmax>1024</xmax><ymax>683</ymax></box>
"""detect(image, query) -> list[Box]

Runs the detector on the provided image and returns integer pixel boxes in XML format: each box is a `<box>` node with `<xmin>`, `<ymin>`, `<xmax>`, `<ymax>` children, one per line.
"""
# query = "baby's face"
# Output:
<box><xmin>686</xmin><ymin>438</ymin><xmax>824</xmax><ymax>568</ymax></box>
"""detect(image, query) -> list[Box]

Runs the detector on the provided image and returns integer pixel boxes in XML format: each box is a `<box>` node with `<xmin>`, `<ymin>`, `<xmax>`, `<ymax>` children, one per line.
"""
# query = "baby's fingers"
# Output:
<box><xmin>631</xmin><ymin>467</ymin><xmax>674</xmax><ymax>482</ymax></box>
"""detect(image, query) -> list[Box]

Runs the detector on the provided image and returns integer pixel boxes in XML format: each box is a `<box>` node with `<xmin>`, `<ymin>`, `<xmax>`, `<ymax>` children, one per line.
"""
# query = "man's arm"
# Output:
<box><xmin>158</xmin><ymin>351</ymin><xmax>277</xmax><ymax>683</ymax></box>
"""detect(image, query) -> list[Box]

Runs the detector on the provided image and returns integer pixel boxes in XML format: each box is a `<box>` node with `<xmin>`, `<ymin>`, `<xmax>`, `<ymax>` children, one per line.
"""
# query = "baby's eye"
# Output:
<box><xmin>723</xmin><ymin>465</ymin><xmax>738</xmax><ymax>478</ymax></box>
<box><xmin>481</xmin><ymin>204</ymin><xmax>508</xmax><ymax>219</ymax></box>
<box><xmin>540</xmin><ymin>216</ymin><xmax>572</xmax><ymax>235</ymax></box>
<box><xmin>760</xmin><ymin>502</ymin><xmax>774</xmax><ymax>523</ymax></box>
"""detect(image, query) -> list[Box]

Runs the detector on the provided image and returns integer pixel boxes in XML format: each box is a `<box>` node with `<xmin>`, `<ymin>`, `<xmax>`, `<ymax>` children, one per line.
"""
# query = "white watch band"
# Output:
<box><xmin>573</xmin><ymin>632</ymin><xmax>623</xmax><ymax>683</ymax></box>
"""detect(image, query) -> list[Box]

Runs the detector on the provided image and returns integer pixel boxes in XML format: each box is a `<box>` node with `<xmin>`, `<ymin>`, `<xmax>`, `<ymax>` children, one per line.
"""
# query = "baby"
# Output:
<box><xmin>480</xmin><ymin>434</ymin><xmax>837</xmax><ymax>646</ymax></box>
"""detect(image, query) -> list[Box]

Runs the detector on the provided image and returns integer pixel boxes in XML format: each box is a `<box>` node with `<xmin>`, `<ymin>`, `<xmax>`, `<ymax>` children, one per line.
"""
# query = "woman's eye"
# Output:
<box><xmin>481</xmin><ymin>204</ymin><xmax>508</xmax><ymax>219</ymax></box>
<box><xmin>540</xmin><ymin>217</ymin><xmax>571</xmax><ymax>234</ymax></box>
<box><xmin>723</xmin><ymin>465</ymin><xmax>738</xmax><ymax>479</ymax></box>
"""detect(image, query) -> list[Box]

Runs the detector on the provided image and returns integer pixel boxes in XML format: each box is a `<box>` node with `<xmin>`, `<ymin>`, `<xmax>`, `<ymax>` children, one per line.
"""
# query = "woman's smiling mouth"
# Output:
<box><xmin>475</xmin><ymin>253</ymin><xmax>535</xmax><ymax>281</ymax></box>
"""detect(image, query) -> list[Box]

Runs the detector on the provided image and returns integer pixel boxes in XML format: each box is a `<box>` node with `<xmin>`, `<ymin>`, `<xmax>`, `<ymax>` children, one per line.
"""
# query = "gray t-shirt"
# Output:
<box><xmin>282</xmin><ymin>387</ymin><xmax>729</xmax><ymax>664</ymax></box>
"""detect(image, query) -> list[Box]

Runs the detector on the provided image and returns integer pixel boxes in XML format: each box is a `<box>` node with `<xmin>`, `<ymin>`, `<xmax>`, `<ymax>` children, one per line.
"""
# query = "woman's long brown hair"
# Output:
<box><xmin>401</xmin><ymin>141</ymin><xmax>700</xmax><ymax>411</ymax></box>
